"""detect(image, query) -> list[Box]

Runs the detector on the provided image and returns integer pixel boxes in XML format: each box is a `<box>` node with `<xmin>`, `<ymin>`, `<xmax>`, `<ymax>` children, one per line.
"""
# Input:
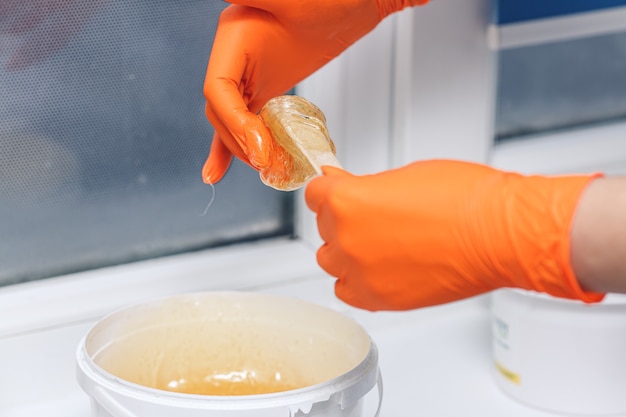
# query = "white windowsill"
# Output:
<box><xmin>490</xmin><ymin>119</ymin><xmax>626</xmax><ymax>175</ymax></box>
<box><xmin>0</xmin><ymin>237</ymin><xmax>324</xmax><ymax>339</ymax></box>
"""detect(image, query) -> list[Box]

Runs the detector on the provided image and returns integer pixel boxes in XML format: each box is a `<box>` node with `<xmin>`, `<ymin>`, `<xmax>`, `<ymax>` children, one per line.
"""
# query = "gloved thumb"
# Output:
<box><xmin>320</xmin><ymin>165</ymin><xmax>350</xmax><ymax>176</ymax></box>
<box><xmin>202</xmin><ymin>133</ymin><xmax>233</xmax><ymax>184</ymax></box>
<box><xmin>225</xmin><ymin>0</ymin><xmax>281</xmax><ymax>13</ymax></box>
<box><xmin>305</xmin><ymin>166</ymin><xmax>352</xmax><ymax>212</ymax></box>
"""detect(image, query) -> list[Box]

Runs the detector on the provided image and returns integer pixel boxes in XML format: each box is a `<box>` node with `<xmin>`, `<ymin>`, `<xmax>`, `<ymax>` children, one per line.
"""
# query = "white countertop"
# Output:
<box><xmin>2</xmin><ymin>276</ymin><xmax>567</xmax><ymax>417</ymax></box>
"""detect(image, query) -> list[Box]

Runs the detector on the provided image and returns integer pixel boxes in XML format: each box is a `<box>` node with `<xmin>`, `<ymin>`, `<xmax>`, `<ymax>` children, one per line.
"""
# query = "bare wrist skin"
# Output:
<box><xmin>571</xmin><ymin>176</ymin><xmax>626</xmax><ymax>294</ymax></box>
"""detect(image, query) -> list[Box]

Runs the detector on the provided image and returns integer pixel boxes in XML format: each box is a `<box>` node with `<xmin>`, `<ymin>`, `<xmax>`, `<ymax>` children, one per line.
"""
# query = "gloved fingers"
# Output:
<box><xmin>318</xmin><ymin>245</ymin><xmax>381</xmax><ymax>311</ymax></box>
<box><xmin>305</xmin><ymin>177</ymin><xmax>332</xmax><ymax>213</ymax></box>
<box><xmin>316</xmin><ymin>242</ymin><xmax>346</xmax><ymax>280</ymax></box>
<box><xmin>321</xmin><ymin>165</ymin><xmax>350</xmax><ymax>176</ymax></box>
<box><xmin>203</xmin><ymin>75</ymin><xmax>273</xmax><ymax>172</ymax></box>
<box><xmin>203</xmin><ymin>6</ymin><xmax>274</xmax><ymax>170</ymax></box>
<box><xmin>204</xmin><ymin>101</ymin><xmax>249</xmax><ymax>161</ymax></box>
<box><xmin>334</xmin><ymin>279</ymin><xmax>379</xmax><ymax>312</ymax></box>
<box><xmin>224</xmin><ymin>0</ymin><xmax>286</xmax><ymax>15</ymax></box>
<box><xmin>304</xmin><ymin>166</ymin><xmax>352</xmax><ymax>212</ymax></box>
<box><xmin>206</xmin><ymin>4</ymin><xmax>312</xmax><ymax>109</ymax></box>
<box><xmin>224</xmin><ymin>0</ymin><xmax>276</xmax><ymax>8</ymax></box>
<box><xmin>202</xmin><ymin>132</ymin><xmax>234</xmax><ymax>185</ymax></box>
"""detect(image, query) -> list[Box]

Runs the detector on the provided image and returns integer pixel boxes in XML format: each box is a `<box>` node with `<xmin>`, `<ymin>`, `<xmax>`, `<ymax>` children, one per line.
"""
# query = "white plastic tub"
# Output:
<box><xmin>491</xmin><ymin>289</ymin><xmax>626</xmax><ymax>416</ymax></box>
<box><xmin>76</xmin><ymin>292</ymin><xmax>382</xmax><ymax>417</ymax></box>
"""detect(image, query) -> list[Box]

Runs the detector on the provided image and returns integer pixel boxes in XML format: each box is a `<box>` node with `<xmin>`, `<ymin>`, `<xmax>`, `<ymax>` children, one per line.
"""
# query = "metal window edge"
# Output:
<box><xmin>488</xmin><ymin>5</ymin><xmax>626</xmax><ymax>50</ymax></box>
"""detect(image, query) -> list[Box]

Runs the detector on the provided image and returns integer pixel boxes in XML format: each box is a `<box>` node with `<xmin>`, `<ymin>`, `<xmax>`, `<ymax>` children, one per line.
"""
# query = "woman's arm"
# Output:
<box><xmin>572</xmin><ymin>176</ymin><xmax>626</xmax><ymax>294</ymax></box>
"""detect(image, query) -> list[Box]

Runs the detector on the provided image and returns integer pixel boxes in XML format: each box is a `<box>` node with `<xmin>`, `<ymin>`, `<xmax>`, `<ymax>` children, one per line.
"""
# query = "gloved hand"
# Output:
<box><xmin>305</xmin><ymin>160</ymin><xmax>605</xmax><ymax>311</ymax></box>
<box><xmin>202</xmin><ymin>0</ymin><xmax>429</xmax><ymax>185</ymax></box>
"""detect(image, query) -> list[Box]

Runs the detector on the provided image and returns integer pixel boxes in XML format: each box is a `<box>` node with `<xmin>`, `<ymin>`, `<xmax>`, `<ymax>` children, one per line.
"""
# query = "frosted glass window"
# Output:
<box><xmin>0</xmin><ymin>1</ymin><xmax>293</xmax><ymax>286</ymax></box>
<box><xmin>495</xmin><ymin>31</ymin><xmax>626</xmax><ymax>140</ymax></box>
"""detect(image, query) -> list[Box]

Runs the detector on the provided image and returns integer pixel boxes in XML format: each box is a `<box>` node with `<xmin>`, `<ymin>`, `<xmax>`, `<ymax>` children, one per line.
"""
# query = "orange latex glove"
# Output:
<box><xmin>305</xmin><ymin>160</ymin><xmax>605</xmax><ymax>311</ymax></box>
<box><xmin>202</xmin><ymin>0</ymin><xmax>429</xmax><ymax>185</ymax></box>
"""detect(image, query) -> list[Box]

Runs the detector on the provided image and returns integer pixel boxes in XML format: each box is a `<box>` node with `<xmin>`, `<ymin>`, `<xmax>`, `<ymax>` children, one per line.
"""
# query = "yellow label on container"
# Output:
<box><xmin>495</xmin><ymin>361</ymin><xmax>520</xmax><ymax>385</ymax></box>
